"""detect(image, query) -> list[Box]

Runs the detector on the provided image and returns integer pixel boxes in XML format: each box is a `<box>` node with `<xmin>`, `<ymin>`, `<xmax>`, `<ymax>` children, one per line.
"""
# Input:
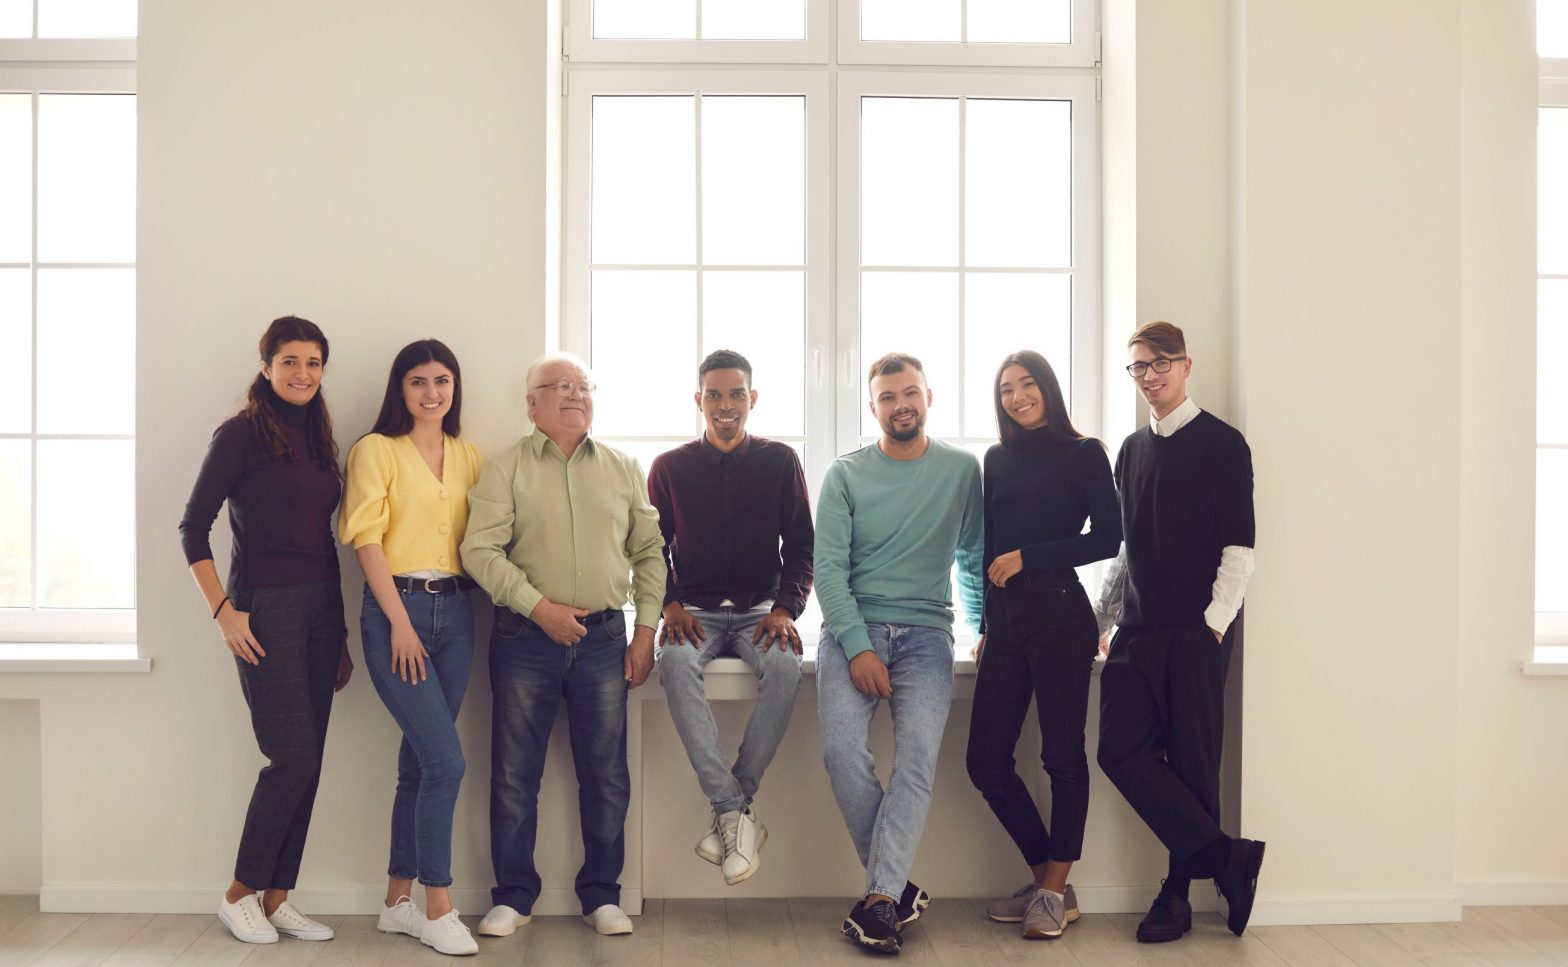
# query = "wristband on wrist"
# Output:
<box><xmin>212</xmin><ymin>596</ymin><xmax>231</xmax><ymax>620</ymax></box>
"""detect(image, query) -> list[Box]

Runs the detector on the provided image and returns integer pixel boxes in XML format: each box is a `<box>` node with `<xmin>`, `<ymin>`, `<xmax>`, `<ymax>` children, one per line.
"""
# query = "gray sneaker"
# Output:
<box><xmin>1023</xmin><ymin>888</ymin><xmax>1067</xmax><ymax>939</ymax></box>
<box><xmin>986</xmin><ymin>883</ymin><xmax>1080</xmax><ymax>924</ymax></box>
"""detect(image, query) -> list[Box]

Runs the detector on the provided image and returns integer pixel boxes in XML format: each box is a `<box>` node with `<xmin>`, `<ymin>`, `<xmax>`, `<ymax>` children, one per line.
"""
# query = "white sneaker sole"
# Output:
<box><xmin>475</xmin><ymin>914</ymin><xmax>532</xmax><ymax>938</ymax></box>
<box><xmin>376</xmin><ymin>918</ymin><xmax>421</xmax><ymax>937</ymax></box>
<box><xmin>722</xmin><ymin>824</ymin><xmax>768</xmax><ymax>886</ymax></box>
<box><xmin>273</xmin><ymin>924</ymin><xmax>334</xmax><ymax>941</ymax></box>
<box><xmin>582</xmin><ymin>914</ymin><xmax>634</xmax><ymax>936</ymax></box>
<box><xmin>696</xmin><ymin>841</ymin><xmax>722</xmax><ymax>865</ymax></box>
<box><xmin>218</xmin><ymin>908</ymin><xmax>278</xmax><ymax>945</ymax></box>
<box><xmin>422</xmin><ymin>935</ymin><xmax>479</xmax><ymax>956</ymax></box>
<box><xmin>990</xmin><ymin>905</ymin><xmax>1079</xmax><ymax>925</ymax></box>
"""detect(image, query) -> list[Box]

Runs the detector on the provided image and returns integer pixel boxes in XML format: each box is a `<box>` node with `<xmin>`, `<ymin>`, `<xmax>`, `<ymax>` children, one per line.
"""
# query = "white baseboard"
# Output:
<box><xmin>1458</xmin><ymin>879</ymin><xmax>1568</xmax><ymax>906</ymax></box>
<box><xmin>40</xmin><ymin>885</ymin><xmax>644</xmax><ymax>918</ymax></box>
<box><xmin>1247</xmin><ymin>893</ymin><xmax>1462</xmax><ymax>926</ymax></box>
<box><xmin>1067</xmin><ymin>885</ymin><xmax>1221</xmax><ymax>914</ymax></box>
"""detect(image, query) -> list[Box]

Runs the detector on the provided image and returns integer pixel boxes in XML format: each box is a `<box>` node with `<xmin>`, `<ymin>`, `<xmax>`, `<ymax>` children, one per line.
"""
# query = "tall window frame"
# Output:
<box><xmin>0</xmin><ymin>21</ymin><xmax>136</xmax><ymax>647</ymax></box>
<box><xmin>1539</xmin><ymin>63</ymin><xmax>1568</xmax><ymax>662</ymax></box>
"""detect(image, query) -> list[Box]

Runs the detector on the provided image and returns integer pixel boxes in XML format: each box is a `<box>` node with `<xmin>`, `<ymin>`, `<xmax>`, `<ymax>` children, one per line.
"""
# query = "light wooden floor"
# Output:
<box><xmin>4</xmin><ymin>895</ymin><xmax>1568</xmax><ymax>966</ymax></box>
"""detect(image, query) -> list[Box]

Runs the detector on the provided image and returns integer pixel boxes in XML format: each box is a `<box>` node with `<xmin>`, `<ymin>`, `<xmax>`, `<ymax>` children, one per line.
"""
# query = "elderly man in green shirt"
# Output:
<box><xmin>460</xmin><ymin>351</ymin><xmax>666</xmax><ymax>940</ymax></box>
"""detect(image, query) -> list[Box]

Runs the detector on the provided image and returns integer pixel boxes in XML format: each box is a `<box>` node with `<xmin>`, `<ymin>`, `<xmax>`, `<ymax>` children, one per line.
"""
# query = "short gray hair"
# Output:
<box><xmin>525</xmin><ymin>351</ymin><xmax>592</xmax><ymax>391</ymax></box>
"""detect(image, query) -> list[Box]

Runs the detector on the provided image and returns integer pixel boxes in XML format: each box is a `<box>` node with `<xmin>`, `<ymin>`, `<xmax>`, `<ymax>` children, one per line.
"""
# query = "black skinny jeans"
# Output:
<box><xmin>966</xmin><ymin>572</ymin><xmax>1100</xmax><ymax>865</ymax></box>
<box><xmin>230</xmin><ymin>579</ymin><xmax>343</xmax><ymax>890</ymax></box>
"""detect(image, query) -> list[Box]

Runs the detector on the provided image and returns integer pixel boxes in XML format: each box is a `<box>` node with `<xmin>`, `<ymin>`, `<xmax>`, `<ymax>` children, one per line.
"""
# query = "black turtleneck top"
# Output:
<box><xmin>178</xmin><ymin>384</ymin><xmax>342</xmax><ymax>591</ymax></box>
<box><xmin>982</xmin><ymin>429</ymin><xmax>1122</xmax><ymax>577</ymax></box>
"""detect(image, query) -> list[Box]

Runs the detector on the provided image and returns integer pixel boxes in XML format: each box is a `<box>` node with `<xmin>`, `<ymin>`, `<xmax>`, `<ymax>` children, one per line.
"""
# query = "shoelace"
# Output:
<box><xmin>721</xmin><ymin>816</ymin><xmax>741</xmax><ymax>854</ymax></box>
<box><xmin>1025</xmin><ymin>892</ymin><xmax>1059</xmax><ymax>925</ymax></box>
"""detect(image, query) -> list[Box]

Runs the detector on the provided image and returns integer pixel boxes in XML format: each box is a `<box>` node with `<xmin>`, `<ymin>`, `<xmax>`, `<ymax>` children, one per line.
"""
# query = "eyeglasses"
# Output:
<box><xmin>1125</xmin><ymin>356</ymin><xmax>1187</xmax><ymax>379</ymax></box>
<box><xmin>535</xmin><ymin>379</ymin><xmax>597</xmax><ymax>397</ymax></box>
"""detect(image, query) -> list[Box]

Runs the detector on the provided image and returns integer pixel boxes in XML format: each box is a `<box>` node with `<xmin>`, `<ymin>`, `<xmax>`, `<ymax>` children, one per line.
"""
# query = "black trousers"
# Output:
<box><xmin>230</xmin><ymin>580</ymin><xmax>343</xmax><ymax>890</ymax></box>
<box><xmin>1096</xmin><ymin>619</ymin><xmax>1232</xmax><ymax>865</ymax></box>
<box><xmin>966</xmin><ymin>573</ymin><xmax>1100</xmax><ymax>865</ymax></box>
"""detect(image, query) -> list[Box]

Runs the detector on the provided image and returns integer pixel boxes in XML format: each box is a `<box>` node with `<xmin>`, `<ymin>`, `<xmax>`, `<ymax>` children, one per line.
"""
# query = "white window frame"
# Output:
<box><xmin>0</xmin><ymin>37</ymin><xmax>136</xmax><ymax>646</ymax></box>
<box><xmin>837</xmin><ymin>0</ymin><xmax>1097</xmax><ymax>68</ymax></box>
<box><xmin>565</xmin><ymin>0</ymin><xmax>830</xmax><ymax>64</ymax></box>
<box><xmin>833</xmin><ymin>71</ymin><xmax>1100</xmax><ymax>458</ymax></box>
<box><xmin>1540</xmin><ymin>71</ymin><xmax>1568</xmax><ymax>658</ymax></box>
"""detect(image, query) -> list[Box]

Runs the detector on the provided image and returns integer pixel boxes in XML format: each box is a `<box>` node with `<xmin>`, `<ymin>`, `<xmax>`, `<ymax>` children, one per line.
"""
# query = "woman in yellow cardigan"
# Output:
<box><xmin>339</xmin><ymin>340</ymin><xmax>484</xmax><ymax>957</ymax></box>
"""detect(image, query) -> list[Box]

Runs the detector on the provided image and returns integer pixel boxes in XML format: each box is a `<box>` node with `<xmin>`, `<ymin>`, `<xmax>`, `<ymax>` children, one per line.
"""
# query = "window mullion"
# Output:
<box><xmin>30</xmin><ymin>87</ymin><xmax>39</xmax><ymax>614</ymax></box>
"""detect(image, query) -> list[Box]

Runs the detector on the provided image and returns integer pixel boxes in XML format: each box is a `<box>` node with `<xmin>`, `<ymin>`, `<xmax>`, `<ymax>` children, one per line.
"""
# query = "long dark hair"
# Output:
<box><xmin>994</xmin><ymin>350</ymin><xmax>1085</xmax><ymax>448</ymax></box>
<box><xmin>369</xmin><ymin>339</ymin><xmax>463</xmax><ymax>438</ymax></box>
<box><xmin>241</xmin><ymin>315</ymin><xmax>339</xmax><ymax>471</ymax></box>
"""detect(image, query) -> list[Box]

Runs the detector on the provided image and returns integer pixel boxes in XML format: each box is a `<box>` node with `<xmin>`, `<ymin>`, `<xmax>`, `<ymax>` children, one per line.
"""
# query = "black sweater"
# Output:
<box><xmin>983</xmin><ymin>430</ymin><xmax>1122</xmax><ymax>577</ymax></box>
<box><xmin>1115</xmin><ymin>410</ymin><xmax>1254</xmax><ymax>630</ymax></box>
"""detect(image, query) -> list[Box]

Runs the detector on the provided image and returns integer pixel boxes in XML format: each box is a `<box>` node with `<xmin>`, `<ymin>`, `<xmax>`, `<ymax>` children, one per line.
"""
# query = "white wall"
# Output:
<box><xmin>0</xmin><ymin>0</ymin><xmax>1561</xmax><ymax>924</ymax></box>
<box><xmin>0</xmin><ymin>700</ymin><xmax>41</xmax><ymax>894</ymax></box>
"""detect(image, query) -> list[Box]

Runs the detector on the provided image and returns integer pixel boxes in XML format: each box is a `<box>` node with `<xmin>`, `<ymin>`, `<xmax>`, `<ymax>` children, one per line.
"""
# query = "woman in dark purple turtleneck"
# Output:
<box><xmin>179</xmin><ymin>315</ymin><xmax>352</xmax><ymax>946</ymax></box>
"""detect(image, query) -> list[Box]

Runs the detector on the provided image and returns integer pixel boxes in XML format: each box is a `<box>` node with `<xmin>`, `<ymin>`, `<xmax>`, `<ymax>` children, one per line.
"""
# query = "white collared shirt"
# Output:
<box><xmin>1094</xmin><ymin>398</ymin><xmax>1256</xmax><ymax>637</ymax></box>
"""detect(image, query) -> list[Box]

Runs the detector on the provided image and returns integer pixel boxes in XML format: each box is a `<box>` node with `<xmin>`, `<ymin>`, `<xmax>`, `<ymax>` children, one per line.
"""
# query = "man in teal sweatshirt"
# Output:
<box><xmin>815</xmin><ymin>352</ymin><xmax>985</xmax><ymax>954</ymax></box>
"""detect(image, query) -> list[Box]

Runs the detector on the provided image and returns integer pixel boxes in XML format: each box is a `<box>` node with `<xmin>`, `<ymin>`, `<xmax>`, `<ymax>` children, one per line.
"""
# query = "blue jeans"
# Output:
<box><xmin>489</xmin><ymin>607</ymin><xmax>630</xmax><ymax>915</ymax></box>
<box><xmin>360</xmin><ymin>583</ymin><xmax>475</xmax><ymax>888</ymax></box>
<box><xmin>817</xmin><ymin>623</ymin><xmax>954</xmax><ymax>901</ymax></box>
<box><xmin>657</xmin><ymin>605</ymin><xmax>803</xmax><ymax>815</ymax></box>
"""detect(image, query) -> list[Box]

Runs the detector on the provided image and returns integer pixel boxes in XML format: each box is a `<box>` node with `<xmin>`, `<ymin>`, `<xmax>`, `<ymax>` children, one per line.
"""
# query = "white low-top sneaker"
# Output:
<box><xmin>218</xmin><ymin>894</ymin><xmax>278</xmax><ymax>944</ymax></box>
<box><xmin>476</xmin><ymin>904</ymin><xmax>532</xmax><ymax>938</ymax></box>
<box><xmin>720</xmin><ymin>806</ymin><xmax>767</xmax><ymax>886</ymax></box>
<box><xmin>582</xmin><ymin>904</ymin><xmax>634</xmax><ymax>935</ymax></box>
<box><xmin>377</xmin><ymin>895</ymin><xmax>422</xmax><ymax>938</ymax></box>
<box><xmin>695</xmin><ymin>811</ymin><xmax>723</xmax><ymax>866</ymax></box>
<box><xmin>421</xmin><ymin>909</ymin><xmax>478</xmax><ymax>956</ymax></box>
<box><xmin>267</xmin><ymin>901</ymin><xmax>335</xmax><ymax>941</ymax></box>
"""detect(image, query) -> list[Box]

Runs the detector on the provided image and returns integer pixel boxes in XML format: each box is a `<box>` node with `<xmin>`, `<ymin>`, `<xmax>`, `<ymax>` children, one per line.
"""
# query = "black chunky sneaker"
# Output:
<box><xmin>843</xmin><ymin>899</ymin><xmax>901</xmax><ymax>954</ymax></box>
<box><xmin>894</xmin><ymin>882</ymin><xmax>931</xmax><ymax>931</ymax></box>
<box><xmin>1136</xmin><ymin>885</ymin><xmax>1193</xmax><ymax>943</ymax></box>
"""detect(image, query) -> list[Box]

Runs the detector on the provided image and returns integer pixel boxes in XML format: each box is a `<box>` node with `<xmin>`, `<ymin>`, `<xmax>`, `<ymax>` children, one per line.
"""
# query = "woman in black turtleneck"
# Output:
<box><xmin>178</xmin><ymin>315</ymin><xmax>352</xmax><ymax>946</ymax></box>
<box><xmin>967</xmin><ymin>350</ymin><xmax>1121</xmax><ymax>940</ymax></box>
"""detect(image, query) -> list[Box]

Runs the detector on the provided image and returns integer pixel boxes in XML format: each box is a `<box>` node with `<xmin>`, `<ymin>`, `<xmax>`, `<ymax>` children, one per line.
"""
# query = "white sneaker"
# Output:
<box><xmin>695</xmin><ymin>811</ymin><xmax>723</xmax><ymax>866</ymax></box>
<box><xmin>267</xmin><ymin>901</ymin><xmax>335</xmax><ymax>941</ymax></box>
<box><xmin>377</xmin><ymin>895</ymin><xmax>422</xmax><ymax>938</ymax></box>
<box><xmin>582</xmin><ymin>904</ymin><xmax>634</xmax><ymax>935</ymax></box>
<box><xmin>720</xmin><ymin>806</ymin><xmax>767</xmax><ymax>886</ymax></box>
<box><xmin>421</xmin><ymin>909</ymin><xmax>479</xmax><ymax>956</ymax></box>
<box><xmin>476</xmin><ymin>904</ymin><xmax>532</xmax><ymax>938</ymax></box>
<box><xmin>218</xmin><ymin>893</ymin><xmax>278</xmax><ymax>944</ymax></box>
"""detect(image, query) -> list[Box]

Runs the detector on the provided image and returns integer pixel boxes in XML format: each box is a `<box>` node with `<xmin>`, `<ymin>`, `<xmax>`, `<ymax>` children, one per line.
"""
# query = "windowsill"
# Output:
<box><xmin>1522</xmin><ymin>661</ymin><xmax>1568</xmax><ymax>677</ymax></box>
<box><xmin>0</xmin><ymin>644</ymin><xmax>150</xmax><ymax>673</ymax></box>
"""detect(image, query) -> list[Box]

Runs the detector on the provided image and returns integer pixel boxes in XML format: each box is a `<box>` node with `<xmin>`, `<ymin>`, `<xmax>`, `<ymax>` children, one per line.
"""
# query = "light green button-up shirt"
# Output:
<box><xmin>460</xmin><ymin>429</ymin><xmax>666</xmax><ymax>629</ymax></box>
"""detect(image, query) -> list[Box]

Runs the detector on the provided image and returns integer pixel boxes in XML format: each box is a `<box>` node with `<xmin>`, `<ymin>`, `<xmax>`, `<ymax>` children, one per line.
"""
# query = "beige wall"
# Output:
<box><xmin>0</xmin><ymin>700</ymin><xmax>41</xmax><ymax>894</ymax></box>
<box><xmin>0</xmin><ymin>0</ymin><xmax>1561</xmax><ymax>924</ymax></box>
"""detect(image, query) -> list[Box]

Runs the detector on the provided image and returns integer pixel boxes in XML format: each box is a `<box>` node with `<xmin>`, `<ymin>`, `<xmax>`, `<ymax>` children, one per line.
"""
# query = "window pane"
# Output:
<box><xmin>862</xmin><ymin>0</ymin><xmax>959</xmax><ymax>42</ymax></box>
<box><xmin>1543</xmin><ymin>280</ymin><xmax>1568</xmax><ymax>445</ymax></box>
<box><xmin>0</xmin><ymin>94</ymin><xmax>31</xmax><ymax>262</ymax></box>
<box><xmin>592</xmin><ymin>97</ymin><xmax>695</xmax><ymax>265</ymax></box>
<box><xmin>967</xmin><ymin>0</ymin><xmax>1070</xmax><ymax>44</ymax></box>
<box><xmin>37</xmin><ymin>94</ymin><xmax>136</xmax><ymax>263</ymax></box>
<box><xmin>1538</xmin><ymin>449</ymin><xmax>1568</xmax><ymax>613</ymax></box>
<box><xmin>1541</xmin><ymin>108</ymin><xmax>1568</xmax><ymax>275</ymax></box>
<box><xmin>597</xmin><ymin>439</ymin><xmax>682</xmax><ymax>479</ymax></box>
<box><xmin>860</xmin><ymin>271</ymin><xmax>958</xmax><ymax>438</ymax></box>
<box><xmin>963</xmin><ymin>273</ymin><xmax>1072</xmax><ymax>438</ymax></box>
<box><xmin>1542</xmin><ymin>0</ymin><xmax>1568</xmax><ymax>57</ymax></box>
<box><xmin>966</xmin><ymin>99</ymin><xmax>1071</xmax><ymax>268</ymax></box>
<box><xmin>591</xmin><ymin>270</ymin><xmax>697</xmax><ymax>436</ymax></box>
<box><xmin>703</xmin><ymin>0</ymin><xmax>805</xmax><ymax>39</ymax></box>
<box><xmin>37</xmin><ymin>0</ymin><xmax>136</xmax><ymax>36</ymax></box>
<box><xmin>36</xmin><ymin>268</ymin><xmax>134</xmax><ymax>434</ymax></box>
<box><xmin>0</xmin><ymin>440</ymin><xmax>29</xmax><ymax>608</ymax></box>
<box><xmin>861</xmin><ymin>97</ymin><xmax>958</xmax><ymax>267</ymax></box>
<box><xmin>0</xmin><ymin>0</ymin><xmax>29</xmax><ymax>38</ymax></box>
<box><xmin>703</xmin><ymin>271</ymin><xmax>806</xmax><ymax>437</ymax></box>
<box><xmin>702</xmin><ymin>96</ymin><xmax>805</xmax><ymax>266</ymax></box>
<box><xmin>594</xmin><ymin>0</ymin><xmax>694</xmax><ymax>39</ymax></box>
<box><xmin>37</xmin><ymin>438</ymin><xmax>134</xmax><ymax>609</ymax></box>
<box><xmin>0</xmin><ymin>269</ymin><xmax>29</xmax><ymax>434</ymax></box>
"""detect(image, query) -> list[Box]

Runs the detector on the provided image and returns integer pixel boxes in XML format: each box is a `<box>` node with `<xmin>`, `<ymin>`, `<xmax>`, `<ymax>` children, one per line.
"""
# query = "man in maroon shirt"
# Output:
<box><xmin>647</xmin><ymin>349</ymin><xmax>815</xmax><ymax>887</ymax></box>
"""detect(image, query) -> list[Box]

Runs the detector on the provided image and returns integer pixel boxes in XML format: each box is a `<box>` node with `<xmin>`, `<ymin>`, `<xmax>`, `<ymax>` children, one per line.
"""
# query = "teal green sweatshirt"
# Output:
<box><xmin>814</xmin><ymin>438</ymin><xmax>986</xmax><ymax>659</ymax></box>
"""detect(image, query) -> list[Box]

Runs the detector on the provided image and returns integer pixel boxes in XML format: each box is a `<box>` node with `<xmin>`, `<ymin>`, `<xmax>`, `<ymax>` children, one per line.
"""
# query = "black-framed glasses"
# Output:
<box><xmin>1125</xmin><ymin>356</ymin><xmax>1187</xmax><ymax>379</ymax></box>
<box><xmin>535</xmin><ymin>379</ymin><xmax>597</xmax><ymax>397</ymax></box>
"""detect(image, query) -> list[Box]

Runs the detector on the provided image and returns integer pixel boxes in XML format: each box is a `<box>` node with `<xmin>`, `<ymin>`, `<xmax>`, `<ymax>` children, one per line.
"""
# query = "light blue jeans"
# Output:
<box><xmin>657</xmin><ymin>605</ymin><xmax>803</xmax><ymax>815</ymax></box>
<box><xmin>817</xmin><ymin>623</ymin><xmax>954</xmax><ymax>901</ymax></box>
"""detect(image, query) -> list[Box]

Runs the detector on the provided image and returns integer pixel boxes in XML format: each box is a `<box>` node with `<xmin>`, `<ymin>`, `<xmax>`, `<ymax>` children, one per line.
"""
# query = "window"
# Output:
<box><xmin>564</xmin><ymin>0</ymin><xmax>1099</xmax><ymax>643</ymax></box>
<box><xmin>0</xmin><ymin>1</ymin><xmax>135</xmax><ymax>646</ymax></box>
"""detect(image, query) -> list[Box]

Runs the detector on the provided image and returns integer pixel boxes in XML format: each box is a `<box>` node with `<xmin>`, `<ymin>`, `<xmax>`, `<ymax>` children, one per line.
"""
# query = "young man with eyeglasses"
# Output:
<box><xmin>646</xmin><ymin>349</ymin><xmax>814</xmax><ymax>887</ymax></box>
<box><xmin>460</xmin><ymin>352</ymin><xmax>666</xmax><ymax>940</ymax></box>
<box><xmin>1093</xmin><ymin>321</ymin><xmax>1265</xmax><ymax>943</ymax></box>
<box><xmin>815</xmin><ymin>353</ymin><xmax>985</xmax><ymax>954</ymax></box>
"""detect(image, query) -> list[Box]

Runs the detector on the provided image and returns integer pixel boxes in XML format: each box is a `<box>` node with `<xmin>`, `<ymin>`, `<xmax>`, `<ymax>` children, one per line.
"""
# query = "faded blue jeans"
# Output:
<box><xmin>360</xmin><ymin>583</ymin><xmax>474</xmax><ymax>888</ymax></box>
<box><xmin>488</xmin><ymin>606</ymin><xmax>630</xmax><ymax>916</ymax></box>
<box><xmin>657</xmin><ymin>604</ymin><xmax>803</xmax><ymax>815</ymax></box>
<box><xmin>817</xmin><ymin>623</ymin><xmax>955</xmax><ymax>901</ymax></box>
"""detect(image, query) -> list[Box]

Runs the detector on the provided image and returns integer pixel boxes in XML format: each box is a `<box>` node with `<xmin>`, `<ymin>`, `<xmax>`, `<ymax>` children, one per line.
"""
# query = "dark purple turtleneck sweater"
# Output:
<box><xmin>178</xmin><ymin>384</ymin><xmax>342</xmax><ymax>591</ymax></box>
